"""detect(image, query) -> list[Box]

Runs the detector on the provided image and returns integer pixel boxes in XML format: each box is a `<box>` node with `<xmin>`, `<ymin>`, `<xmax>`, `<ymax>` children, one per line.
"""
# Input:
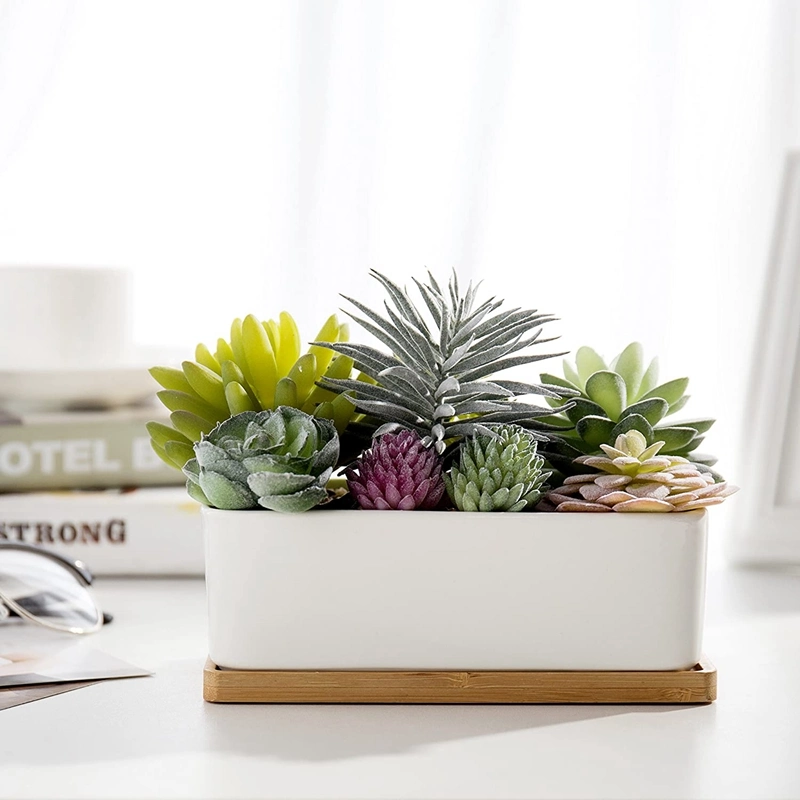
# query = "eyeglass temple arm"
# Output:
<box><xmin>0</xmin><ymin>600</ymin><xmax>113</xmax><ymax>626</ymax></box>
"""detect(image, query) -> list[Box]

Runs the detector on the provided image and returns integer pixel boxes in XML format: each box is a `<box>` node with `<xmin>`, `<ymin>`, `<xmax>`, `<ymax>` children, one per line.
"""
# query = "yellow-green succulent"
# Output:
<box><xmin>148</xmin><ymin>312</ymin><xmax>361</xmax><ymax>470</ymax></box>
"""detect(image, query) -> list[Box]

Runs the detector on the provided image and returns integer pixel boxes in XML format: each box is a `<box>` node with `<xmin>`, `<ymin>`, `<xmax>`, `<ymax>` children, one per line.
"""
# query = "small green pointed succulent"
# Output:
<box><xmin>538</xmin><ymin>342</ymin><xmax>717</xmax><ymax>477</ymax></box>
<box><xmin>444</xmin><ymin>424</ymin><xmax>551</xmax><ymax>512</ymax></box>
<box><xmin>183</xmin><ymin>407</ymin><xmax>339</xmax><ymax>512</ymax></box>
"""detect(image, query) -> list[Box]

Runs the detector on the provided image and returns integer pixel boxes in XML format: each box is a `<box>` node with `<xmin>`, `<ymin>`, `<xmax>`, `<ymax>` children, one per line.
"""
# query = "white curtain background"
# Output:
<box><xmin>1</xmin><ymin>0</ymin><xmax>799</xmax><ymax>497</ymax></box>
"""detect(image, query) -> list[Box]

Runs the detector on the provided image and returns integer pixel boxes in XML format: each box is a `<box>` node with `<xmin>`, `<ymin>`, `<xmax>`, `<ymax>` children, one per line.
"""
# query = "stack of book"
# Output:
<box><xmin>0</xmin><ymin>408</ymin><xmax>204</xmax><ymax>576</ymax></box>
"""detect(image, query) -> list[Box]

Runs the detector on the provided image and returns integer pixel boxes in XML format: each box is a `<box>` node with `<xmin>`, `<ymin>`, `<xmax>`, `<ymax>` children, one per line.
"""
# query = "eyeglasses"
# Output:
<box><xmin>0</xmin><ymin>543</ymin><xmax>112</xmax><ymax>634</ymax></box>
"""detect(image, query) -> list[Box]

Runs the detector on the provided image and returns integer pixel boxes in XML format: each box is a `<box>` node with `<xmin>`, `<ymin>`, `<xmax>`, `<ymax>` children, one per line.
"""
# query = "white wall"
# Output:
<box><xmin>1</xmin><ymin>0</ymin><xmax>798</xmax><ymax>496</ymax></box>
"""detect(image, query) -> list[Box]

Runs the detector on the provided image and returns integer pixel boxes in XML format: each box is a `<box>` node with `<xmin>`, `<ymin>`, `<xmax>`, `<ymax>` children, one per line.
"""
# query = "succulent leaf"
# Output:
<box><xmin>651</xmin><ymin>426</ymin><xmax>699</xmax><ymax>451</ymax></box>
<box><xmin>220</xmin><ymin>361</ymin><xmax>251</xmax><ymax>397</ymax></box>
<box><xmin>307</xmin><ymin>314</ymin><xmax>341</xmax><ymax>375</ymax></box>
<box><xmin>149</xmin><ymin>440</ymin><xmax>173</xmax><ymax>469</ymax></box>
<box><xmin>261</xmin><ymin>319</ymin><xmax>278</xmax><ymax>352</ymax></box>
<box><xmin>637</xmin><ymin>356</ymin><xmax>660</xmax><ymax>400</ymax></box>
<box><xmin>170</xmin><ymin>410</ymin><xmax>215</xmax><ymax>442</ymax></box>
<box><xmin>149</xmin><ymin>366</ymin><xmax>193</xmax><ymax>394</ymax></box>
<box><xmin>229</xmin><ymin>318</ymin><xmax>252</xmax><ymax>387</ymax></box>
<box><xmin>565</xmin><ymin>397</ymin><xmax>607</xmax><ymax>425</ymax></box>
<box><xmin>146</xmin><ymin>421</ymin><xmax>191</xmax><ymax>450</ymax></box>
<box><xmin>612</xmin><ymin>342</ymin><xmax>645</xmax><ymax>399</ymax></box>
<box><xmin>186</xmin><ymin>479</ymin><xmax>211</xmax><ymax>506</ymax></box>
<box><xmin>562</xmin><ymin>359</ymin><xmax>582</xmax><ymax>388</ymax></box>
<box><xmin>668</xmin><ymin>394</ymin><xmax>690</xmax><ymax>415</ymax></box>
<box><xmin>575</xmin><ymin>346</ymin><xmax>607</xmax><ymax>385</ymax></box>
<box><xmin>610</xmin><ymin>413</ymin><xmax>654</xmax><ymax>442</ymax></box>
<box><xmin>242</xmin><ymin>314</ymin><xmax>278</xmax><ymax>408</ymax></box>
<box><xmin>274</xmin><ymin>377</ymin><xmax>299</xmax><ymax>408</ymax></box>
<box><xmin>256</xmin><ymin>485</ymin><xmax>329</xmax><ymax>513</ymax></box>
<box><xmin>215</xmin><ymin>337</ymin><xmax>235</xmax><ymax>365</ymax></box>
<box><xmin>199</xmin><ymin>469</ymin><xmax>257</xmax><ymax>510</ymax></box>
<box><xmin>491</xmin><ymin>379</ymin><xmax>568</xmax><ymax>399</ymax></box>
<box><xmin>576</xmin><ymin>415</ymin><xmax>616</xmax><ymax>448</ymax></box>
<box><xmin>312</xmin><ymin>341</ymin><xmax>401</xmax><ymax>376</ymax></box>
<box><xmin>195</xmin><ymin>343</ymin><xmax>221</xmax><ymax>374</ymax></box>
<box><xmin>181</xmin><ymin>361</ymin><xmax>228</xmax><ymax>413</ymax></box>
<box><xmin>331</xmin><ymin>392</ymin><xmax>356</xmax><ymax>432</ymax></box>
<box><xmin>313</xmin><ymin>400</ymin><xmax>335</xmax><ymax>422</ymax></box>
<box><xmin>670</xmin><ymin>435</ymin><xmax>705</xmax><ymax>457</ymax></box>
<box><xmin>622</xmin><ymin>397</ymin><xmax>669</xmax><ymax>426</ymax></box>
<box><xmin>156</xmin><ymin>390</ymin><xmax>224</xmax><ymax>424</ymax></box>
<box><xmin>585</xmin><ymin>371</ymin><xmax>627</xmax><ymax>421</ymax></box>
<box><xmin>225</xmin><ymin>381</ymin><xmax>258</xmax><ymax>414</ymax></box>
<box><xmin>640</xmin><ymin>377</ymin><xmax>690</xmax><ymax>405</ymax></box>
<box><xmin>286</xmin><ymin>353</ymin><xmax>317</xmax><ymax>406</ymax></box>
<box><xmin>164</xmin><ymin>440</ymin><xmax>194</xmax><ymax>469</ymax></box>
<box><xmin>460</xmin><ymin>351</ymin><xmax>563</xmax><ymax>382</ymax></box>
<box><xmin>673</xmin><ymin>417</ymin><xmax>715</xmax><ymax>434</ymax></box>
<box><xmin>277</xmin><ymin>311</ymin><xmax>302</xmax><ymax>375</ymax></box>
<box><xmin>687</xmin><ymin>452</ymin><xmax>719</xmax><ymax>467</ymax></box>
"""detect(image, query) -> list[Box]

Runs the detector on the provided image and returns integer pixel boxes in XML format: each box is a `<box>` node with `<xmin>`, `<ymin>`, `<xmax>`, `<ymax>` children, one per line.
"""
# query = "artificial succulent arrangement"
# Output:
<box><xmin>150</xmin><ymin>269</ymin><xmax>738</xmax><ymax>514</ymax></box>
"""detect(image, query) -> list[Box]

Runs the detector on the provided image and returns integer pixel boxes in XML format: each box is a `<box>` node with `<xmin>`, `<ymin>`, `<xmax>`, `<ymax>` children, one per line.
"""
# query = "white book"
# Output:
<box><xmin>0</xmin><ymin>487</ymin><xmax>203</xmax><ymax>576</ymax></box>
<box><xmin>0</xmin><ymin>407</ymin><xmax>184</xmax><ymax>492</ymax></box>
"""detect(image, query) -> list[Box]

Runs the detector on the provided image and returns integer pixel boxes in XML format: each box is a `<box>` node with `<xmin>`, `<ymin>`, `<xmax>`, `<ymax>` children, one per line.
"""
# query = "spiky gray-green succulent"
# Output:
<box><xmin>183</xmin><ymin>407</ymin><xmax>338</xmax><ymax>512</ymax></box>
<box><xmin>444</xmin><ymin>424</ymin><xmax>551</xmax><ymax>512</ymax></box>
<box><xmin>316</xmin><ymin>270</ymin><xmax>575</xmax><ymax>454</ymax></box>
<box><xmin>539</xmin><ymin>342</ymin><xmax>717</xmax><ymax>477</ymax></box>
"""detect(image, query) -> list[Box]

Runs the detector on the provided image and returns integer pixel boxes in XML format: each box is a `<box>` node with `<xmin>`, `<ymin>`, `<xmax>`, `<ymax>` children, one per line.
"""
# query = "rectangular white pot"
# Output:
<box><xmin>204</xmin><ymin>507</ymin><xmax>708</xmax><ymax>671</ymax></box>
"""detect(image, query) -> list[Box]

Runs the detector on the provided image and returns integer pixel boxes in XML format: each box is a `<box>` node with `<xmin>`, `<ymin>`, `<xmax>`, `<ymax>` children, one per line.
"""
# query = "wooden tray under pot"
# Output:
<box><xmin>203</xmin><ymin>657</ymin><xmax>717</xmax><ymax>704</ymax></box>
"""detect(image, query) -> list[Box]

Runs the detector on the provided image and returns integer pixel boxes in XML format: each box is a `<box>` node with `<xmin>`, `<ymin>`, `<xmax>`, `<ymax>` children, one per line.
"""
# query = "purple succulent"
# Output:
<box><xmin>346</xmin><ymin>429</ymin><xmax>446</xmax><ymax>510</ymax></box>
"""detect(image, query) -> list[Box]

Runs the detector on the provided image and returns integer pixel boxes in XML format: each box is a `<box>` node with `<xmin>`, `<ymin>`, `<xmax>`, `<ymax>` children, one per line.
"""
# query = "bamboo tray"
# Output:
<box><xmin>203</xmin><ymin>657</ymin><xmax>716</xmax><ymax>704</ymax></box>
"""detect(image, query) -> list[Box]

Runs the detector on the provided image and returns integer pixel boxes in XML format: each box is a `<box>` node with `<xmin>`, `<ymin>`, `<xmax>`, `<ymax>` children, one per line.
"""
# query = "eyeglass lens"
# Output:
<box><xmin>0</xmin><ymin>550</ymin><xmax>101</xmax><ymax>633</ymax></box>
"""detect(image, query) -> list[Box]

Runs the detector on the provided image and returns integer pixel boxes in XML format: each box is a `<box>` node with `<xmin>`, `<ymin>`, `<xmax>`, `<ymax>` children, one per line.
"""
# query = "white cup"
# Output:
<box><xmin>0</xmin><ymin>267</ymin><xmax>132</xmax><ymax>371</ymax></box>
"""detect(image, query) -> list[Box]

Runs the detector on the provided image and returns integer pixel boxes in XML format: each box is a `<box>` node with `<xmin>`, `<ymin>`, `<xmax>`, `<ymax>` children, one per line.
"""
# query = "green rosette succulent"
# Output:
<box><xmin>183</xmin><ymin>407</ymin><xmax>339</xmax><ymax>513</ymax></box>
<box><xmin>444</xmin><ymin>424</ymin><xmax>551</xmax><ymax>512</ymax></box>
<box><xmin>538</xmin><ymin>342</ymin><xmax>717</xmax><ymax>477</ymax></box>
<box><xmin>147</xmin><ymin>311</ymin><xmax>363</xmax><ymax>471</ymax></box>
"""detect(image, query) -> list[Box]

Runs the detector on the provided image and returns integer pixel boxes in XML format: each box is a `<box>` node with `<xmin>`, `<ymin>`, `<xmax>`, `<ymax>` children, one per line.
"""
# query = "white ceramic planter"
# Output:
<box><xmin>204</xmin><ymin>508</ymin><xmax>708</xmax><ymax>671</ymax></box>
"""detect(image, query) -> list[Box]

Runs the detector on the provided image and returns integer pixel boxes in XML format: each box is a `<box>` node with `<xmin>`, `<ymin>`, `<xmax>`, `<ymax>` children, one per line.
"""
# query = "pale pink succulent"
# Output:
<box><xmin>346</xmin><ymin>430</ymin><xmax>445</xmax><ymax>510</ymax></box>
<box><xmin>542</xmin><ymin>430</ymin><xmax>738</xmax><ymax>512</ymax></box>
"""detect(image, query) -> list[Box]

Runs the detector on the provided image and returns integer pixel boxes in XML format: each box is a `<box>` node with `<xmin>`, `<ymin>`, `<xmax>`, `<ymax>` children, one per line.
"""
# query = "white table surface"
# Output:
<box><xmin>1</xmin><ymin>567</ymin><xmax>799</xmax><ymax>800</ymax></box>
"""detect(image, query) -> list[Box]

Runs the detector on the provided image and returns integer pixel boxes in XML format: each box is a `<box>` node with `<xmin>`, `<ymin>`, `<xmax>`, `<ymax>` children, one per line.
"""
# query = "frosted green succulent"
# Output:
<box><xmin>183</xmin><ymin>407</ymin><xmax>338</xmax><ymax>512</ymax></box>
<box><xmin>444</xmin><ymin>424</ymin><xmax>551</xmax><ymax>512</ymax></box>
<box><xmin>316</xmin><ymin>270</ymin><xmax>574</xmax><ymax>454</ymax></box>
<box><xmin>539</xmin><ymin>342</ymin><xmax>717</xmax><ymax>476</ymax></box>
